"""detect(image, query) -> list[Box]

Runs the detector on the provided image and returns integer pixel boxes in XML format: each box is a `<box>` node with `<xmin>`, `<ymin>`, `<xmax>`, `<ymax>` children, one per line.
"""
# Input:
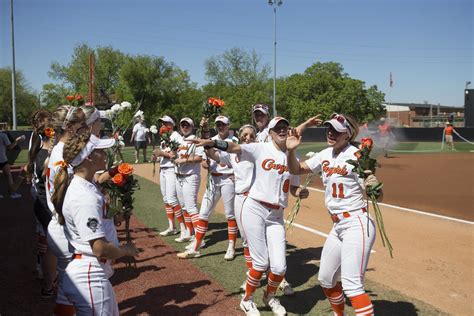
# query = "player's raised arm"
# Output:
<box><xmin>189</xmin><ymin>138</ymin><xmax>242</xmax><ymax>154</ymax></box>
<box><xmin>286</xmin><ymin>134</ymin><xmax>312</xmax><ymax>175</ymax></box>
<box><xmin>293</xmin><ymin>114</ymin><xmax>323</xmax><ymax>136</ymax></box>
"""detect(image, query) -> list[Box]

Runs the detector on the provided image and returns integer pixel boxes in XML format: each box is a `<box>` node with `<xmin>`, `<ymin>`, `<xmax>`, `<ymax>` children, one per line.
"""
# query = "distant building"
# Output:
<box><xmin>382</xmin><ymin>103</ymin><xmax>464</xmax><ymax>127</ymax></box>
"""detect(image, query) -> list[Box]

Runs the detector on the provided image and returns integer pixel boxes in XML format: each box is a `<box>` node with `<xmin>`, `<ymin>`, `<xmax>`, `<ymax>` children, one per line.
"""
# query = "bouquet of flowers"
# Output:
<box><xmin>198</xmin><ymin>97</ymin><xmax>225</xmax><ymax>138</ymax></box>
<box><xmin>346</xmin><ymin>137</ymin><xmax>393</xmax><ymax>258</ymax></box>
<box><xmin>286</xmin><ymin>151</ymin><xmax>316</xmax><ymax>230</ymax></box>
<box><xmin>66</xmin><ymin>94</ymin><xmax>85</xmax><ymax>107</ymax></box>
<box><xmin>102</xmin><ymin>163</ymin><xmax>140</xmax><ymax>268</ymax></box>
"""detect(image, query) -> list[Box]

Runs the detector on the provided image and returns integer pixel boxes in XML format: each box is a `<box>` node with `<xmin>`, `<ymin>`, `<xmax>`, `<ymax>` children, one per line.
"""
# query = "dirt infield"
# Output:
<box><xmin>309</xmin><ymin>153</ymin><xmax>474</xmax><ymax>221</ymax></box>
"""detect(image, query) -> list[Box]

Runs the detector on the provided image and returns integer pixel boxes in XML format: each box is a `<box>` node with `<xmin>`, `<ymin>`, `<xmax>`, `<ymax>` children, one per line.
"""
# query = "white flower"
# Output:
<box><xmin>134</xmin><ymin>110</ymin><xmax>144</xmax><ymax>118</ymax></box>
<box><xmin>111</xmin><ymin>104</ymin><xmax>121</xmax><ymax>113</ymax></box>
<box><xmin>145</xmin><ymin>128</ymin><xmax>150</xmax><ymax>133</ymax></box>
<box><xmin>120</xmin><ymin>101</ymin><xmax>132</xmax><ymax>109</ymax></box>
<box><xmin>150</xmin><ymin>125</ymin><xmax>158</xmax><ymax>134</ymax></box>
<box><xmin>305</xmin><ymin>151</ymin><xmax>316</xmax><ymax>158</ymax></box>
<box><xmin>105</xmin><ymin>110</ymin><xmax>114</xmax><ymax>119</ymax></box>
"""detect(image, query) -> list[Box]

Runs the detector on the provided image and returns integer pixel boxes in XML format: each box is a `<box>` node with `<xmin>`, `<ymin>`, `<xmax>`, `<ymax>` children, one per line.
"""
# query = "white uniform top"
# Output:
<box><xmin>240</xmin><ymin>142</ymin><xmax>300</xmax><ymax>208</ymax></box>
<box><xmin>207</xmin><ymin>134</ymin><xmax>239</xmax><ymax>175</ymax></box>
<box><xmin>218</xmin><ymin>151</ymin><xmax>254</xmax><ymax>194</ymax></box>
<box><xmin>62</xmin><ymin>176</ymin><xmax>118</xmax><ymax>256</ymax></box>
<box><xmin>256</xmin><ymin>126</ymin><xmax>271</xmax><ymax>143</ymax></box>
<box><xmin>46</xmin><ymin>142</ymin><xmax>74</xmax><ymax>213</ymax></box>
<box><xmin>305</xmin><ymin>144</ymin><xmax>366</xmax><ymax>214</ymax></box>
<box><xmin>175</xmin><ymin>134</ymin><xmax>204</xmax><ymax>175</ymax></box>
<box><xmin>159</xmin><ymin>131</ymin><xmax>181</xmax><ymax>168</ymax></box>
<box><xmin>133</xmin><ymin>122</ymin><xmax>147</xmax><ymax>141</ymax></box>
<box><xmin>0</xmin><ymin>132</ymin><xmax>11</xmax><ymax>163</ymax></box>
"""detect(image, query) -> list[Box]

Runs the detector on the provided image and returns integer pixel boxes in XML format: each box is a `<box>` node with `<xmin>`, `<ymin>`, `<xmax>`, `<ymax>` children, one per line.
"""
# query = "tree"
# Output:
<box><xmin>0</xmin><ymin>68</ymin><xmax>37</xmax><ymax>127</ymax></box>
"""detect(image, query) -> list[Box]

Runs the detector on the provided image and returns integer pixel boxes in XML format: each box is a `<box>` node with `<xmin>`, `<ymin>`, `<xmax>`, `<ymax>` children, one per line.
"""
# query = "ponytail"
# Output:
<box><xmin>51</xmin><ymin>131</ymin><xmax>91</xmax><ymax>225</ymax></box>
<box><xmin>26</xmin><ymin>109</ymin><xmax>51</xmax><ymax>178</ymax></box>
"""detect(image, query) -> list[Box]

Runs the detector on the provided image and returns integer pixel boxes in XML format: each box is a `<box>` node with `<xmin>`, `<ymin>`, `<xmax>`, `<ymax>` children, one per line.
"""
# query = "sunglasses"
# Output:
<box><xmin>330</xmin><ymin>113</ymin><xmax>354</xmax><ymax>135</ymax></box>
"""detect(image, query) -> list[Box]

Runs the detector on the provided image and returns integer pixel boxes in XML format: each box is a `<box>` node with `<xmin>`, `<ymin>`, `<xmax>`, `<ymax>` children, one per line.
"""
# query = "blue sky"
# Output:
<box><xmin>1</xmin><ymin>0</ymin><xmax>472</xmax><ymax>106</ymax></box>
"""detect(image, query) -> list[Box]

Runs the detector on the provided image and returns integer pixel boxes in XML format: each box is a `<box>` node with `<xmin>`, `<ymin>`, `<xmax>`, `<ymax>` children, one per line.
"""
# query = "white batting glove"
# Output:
<box><xmin>364</xmin><ymin>174</ymin><xmax>379</xmax><ymax>188</ymax></box>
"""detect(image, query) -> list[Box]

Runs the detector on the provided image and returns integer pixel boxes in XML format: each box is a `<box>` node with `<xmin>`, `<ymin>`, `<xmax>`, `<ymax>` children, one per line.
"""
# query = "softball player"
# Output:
<box><xmin>177</xmin><ymin>115</ymin><xmax>238</xmax><ymax>260</ymax></box>
<box><xmin>52</xmin><ymin>132</ymin><xmax>137</xmax><ymax>315</ymax></box>
<box><xmin>154</xmin><ymin>115</ymin><xmax>186</xmax><ymax>238</ymax></box>
<box><xmin>287</xmin><ymin>113</ymin><xmax>382</xmax><ymax>316</ymax></box>
<box><xmin>192</xmin><ymin>117</ymin><xmax>308</xmax><ymax>316</ymax></box>
<box><xmin>173</xmin><ymin>117</ymin><xmax>204</xmax><ymax>242</ymax></box>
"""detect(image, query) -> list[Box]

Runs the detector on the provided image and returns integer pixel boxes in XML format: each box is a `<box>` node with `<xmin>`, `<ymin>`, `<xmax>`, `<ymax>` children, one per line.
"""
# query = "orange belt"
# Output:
<box><xmin>331</xmin><ymin>208</ymin><xmax>367</xmax><ymax>223</ymax></box>
<box><xmin>72</xmin><ymin>253</ymin><xmax>107</xmax><ymax>264</ymax></box>
<box><xmin>259</xmin><ymin>201</ymin><xmax>281</xmax><ymax>210</ymax></box>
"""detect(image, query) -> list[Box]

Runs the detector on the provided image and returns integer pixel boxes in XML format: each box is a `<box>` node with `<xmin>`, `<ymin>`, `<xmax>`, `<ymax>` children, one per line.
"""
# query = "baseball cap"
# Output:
<box><xmin>215</xmin><ymin>115</ymin><xmax>230</xmax><ymax>125</ymax></box>
<box><xmin>252</xmin><ymin>104</ymin><xmax>270</xmax><ymax>116</ymax></box>
<box><xmin>268</xmin><ymin>116</ymin><xmax>289</xmax><ymax>129</ymax></box>
<box><xmin>324</xmin><ymin>113</ymin><xmax>353</xmax><ymax>136</ymax></box>
<box><xmin>180</xmin><ymin>117</ymin><xmax>194</xmax><ymax>126</ymax></box>
<box><xmin>70</xmin><ymin>134</ymin><xmax>115</xmax><ymax>167</ymax></box>
<box><xmin>159</xmin><ymin>115</ymin><xmax>175</xmax><ymax>125</ymax></box>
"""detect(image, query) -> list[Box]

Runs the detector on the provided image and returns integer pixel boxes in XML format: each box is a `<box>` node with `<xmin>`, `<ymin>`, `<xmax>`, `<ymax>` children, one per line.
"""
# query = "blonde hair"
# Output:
<box><xmin>343</xmin><ymin>114</ymin><xmax>360</xmax><ymax>143</ymax></box>
<box><xmin>51</xmin><ymin>131</ymin><xmax>91</xmax><ymax>225</ymax></box>
<box><xmin>50</xmin><ymin>105</ymin><xmax>85</xmax><ymax>148</ymax></box>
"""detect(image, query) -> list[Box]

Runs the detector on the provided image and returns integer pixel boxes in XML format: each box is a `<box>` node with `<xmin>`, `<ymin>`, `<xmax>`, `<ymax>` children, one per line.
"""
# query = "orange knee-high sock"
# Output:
<box><xmin>243</xmin><ymin>246</ymin><xmax>252</xmax><ymax>269</ymax></box>
<box><xmin>194</xmin><ymin>219</ymin><xmax>208</xmax><ymax>251</ymax></box>
<box><xmin>173</xmin><ymin>204</ymin><xmax>184</xmax><ymax>224</ymax></box>
<box><xmin>227</xmin><ymin>219</ymin><xmax>238</xmax><ymax>244</ymax></box>
<box><xmin>322</xmin><ymin>282</ymin><xmax>345</xmax><ymax>316</ymax></box>
<box><xmin>53</xmin><ymin>303</ymin><xmax>75</xmax><ymax>316</ymax></box>
<box><xmin>349</xmin><ymin>293</ymin><xmax>373</xmax><ymax>316</ymax></box>
<box><xmin>244</xmin><ymin>268</ymin><xmax>264</xmax><ymax>300</ymax></box>
<box><xmin>183</xmin><ymin>211</ymin><xmax>194</xmax><ymax>235</ymax></box>
<box><xmin>165</xmin><ymin>204</ymin><xmax>175</xmax><ymax>229</ymax></box>
<box><xmin>266</xmin><ymin>272</ymin><xmax>285</xmax><ymax>296</ymax></box>
<box><xmin>190</xmin><ymin>213</ymin><xmax>200</xmax><ymax>230</ymax></box>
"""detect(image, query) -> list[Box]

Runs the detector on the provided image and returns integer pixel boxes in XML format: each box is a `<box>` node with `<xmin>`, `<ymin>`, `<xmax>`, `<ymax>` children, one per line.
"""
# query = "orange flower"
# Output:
<box><xmin>118</xmin><ymin>163</ymin><xmax>133</xmax><ymax>176</ymax></box>
<box><xmin>75</xmin><ymin>95</ymin><xmax>83</xmax><ymax>101</ymax></box>
<box><xmin>44</xmin><ymin>127</ymin><xmax>55</xmax><ymax>138</ymax></box>
<box><xmin>66</xmin><ymin>95</ymin><xmax>75</xmax><ymax>102</ymax></box>
<box><xmin>159</xmin><ymin>126</ymin><xmax>172</xmax><ymax>135</ymax></box>
<box><xmin>112</xmin><ymin>173</ymin><xmax>126</xmax><ymax>186</ymax></box>
<box><xmin>360</xmin><ymin>137</ymin><xmax>374</xmax><ymax>151</ymax></box>
<box><xmin>208</xmin><ymin>97</ymin><xmax>225</xmax><ymax>108</ymax></box>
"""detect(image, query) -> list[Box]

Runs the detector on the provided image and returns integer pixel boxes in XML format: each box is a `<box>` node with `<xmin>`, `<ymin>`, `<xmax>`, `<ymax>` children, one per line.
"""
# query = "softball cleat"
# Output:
<box><xmin>177</xmin><ymin>249</ymin><xmax>201</xmax><ymax>259</ymax></box>
<box><xmin>224</xmin><ymin>247</ymin><xmax>235</xmax><ymax>261</ymax></box>
<box><xmin>263</xmin><ymin>293</ymin><xmax>286</xmax><ymax>316</ymax></box>
<box><xmin>279</xmin><ymin>279</ymin><xmax>294</xmax><ymax>296</ymax></box>
<box><xmin>240</xmin><ymin>296</ymin><xmax>260</xmax><ymax>316</ymax></box>
<box><xmin>159</xmin><ymin>228</ymin><xmax>178</xmax><ymax>236</ymax></box>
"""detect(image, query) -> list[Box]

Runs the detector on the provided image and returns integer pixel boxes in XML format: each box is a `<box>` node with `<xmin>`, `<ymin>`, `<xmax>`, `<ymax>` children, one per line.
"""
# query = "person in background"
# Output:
<box><xmin>130</xmin><ymin>115</ymin><xmax>151</xmax><ymax>163</ymax></box>
<box><xmin>377</xmin><ymin>117</ymin><xmax>392</xmax><ymax>158</ymax></box>
<box><xmin>0</xmin><ymin>125</ymin><xmax>25</xmax><ymax>199</ymax></box>
<box><xmin>444</xmin><ymin>122</ymin><xmax>456</xmax><ymax>150</ymax></box>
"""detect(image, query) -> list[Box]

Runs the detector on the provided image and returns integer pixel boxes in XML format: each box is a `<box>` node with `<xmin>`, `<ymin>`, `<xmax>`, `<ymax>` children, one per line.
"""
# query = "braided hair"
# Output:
<box><xmin>51</xmin><ymin>131</ymin><xmax>91</xmax><ymax>225</ymax></box>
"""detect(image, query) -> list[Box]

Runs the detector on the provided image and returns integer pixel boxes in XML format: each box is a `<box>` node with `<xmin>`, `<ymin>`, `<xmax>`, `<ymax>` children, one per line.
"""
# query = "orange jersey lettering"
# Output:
<box><xmin>322</xmin><ymin>160</ymin><xmax>348</xmax><ymax>177</ymax></box>
<box><xmin>262</xmin><ymin>159</ymin><xmax>288</xmax><ymax>175</ymax></box>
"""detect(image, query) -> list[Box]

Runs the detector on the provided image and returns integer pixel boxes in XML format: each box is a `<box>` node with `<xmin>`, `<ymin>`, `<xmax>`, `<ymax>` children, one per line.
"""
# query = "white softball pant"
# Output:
<box><xmin>199</xmin><ymin>175</ymin><xmax>235</xmax><ymax>220</ymax></box>
<box><xmin>63</xmin><ymin>258</ymin><xmax>118</xmax><ymax>315</ymax></box>
<box><xmin>176</xmin><ymin>173</ymin><xmax>201</xmax><ymax>216</ymax></box>
<box><xmin>234</xmin><ymin>193</ymin><xmax>248</xmax><ymax>246</ymax></box>
<box><xmin>241</xmin><ymin>197</ymin><xmax>286</xmax><ymax>274</ymax></box>
<box><xmin>47</xmin><ymin>216</ymin><xmax>73</xmax><ymax>305</ymax></box>
<box><xmin>159</xmin><ymin>167</ymin><xmax>179</xmax><ymax>206</ymax></box>
<box><xmin>318</xmin><ymin>211</ymin><xmax>375</xmax><ymax>297</ymax></box>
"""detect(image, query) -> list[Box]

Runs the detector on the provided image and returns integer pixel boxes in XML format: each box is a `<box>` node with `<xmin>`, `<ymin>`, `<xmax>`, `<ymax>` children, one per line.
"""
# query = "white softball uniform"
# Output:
<box><xmin>199</xmin><ymin>134</ymin><xmax>238</xmax><ymax>220</ymax></box>
<box><xmin>159</xmin><ymin>131</ymin><xmax>181</xmax><ymax>207</ymax></box>
<box><xmin>45</xmin><ymin>142</ymin><xmax>74</xmax><ymax>306</ymax></box>
<box><xmin>305</xmin><ymin>144</ymin><xmax>375</xmax><ymax>297</ymax></box>
<box><xmin>256</xmin><ymin>126</ymin><xmax>271</xmax><ymax>143</ymax></box>
<box><xmin>62</xmin><ymin>176</ymin><xmax>119</xmax><ymax>315</ymax></box>
<box><xmin>239</xmin><ymin>142</ymin><xmax>300</xmax><ymax>273</ymax></box>
<box><xmin>175</xmin><ymin>134</ymin><xmax>203</xmax><ymax>216</ymax></box>
<box><xmin>218</xmin><ymin>151</ymin><xmax>255</xmax><ymax>245</ymax></box>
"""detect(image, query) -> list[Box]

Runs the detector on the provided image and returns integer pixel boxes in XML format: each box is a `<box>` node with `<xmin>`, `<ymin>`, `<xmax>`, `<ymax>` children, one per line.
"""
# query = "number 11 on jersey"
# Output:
<box><xmin>331</xmin><ymin>183</ymin><xmax>345</xmax><ymax>198</ymax></box>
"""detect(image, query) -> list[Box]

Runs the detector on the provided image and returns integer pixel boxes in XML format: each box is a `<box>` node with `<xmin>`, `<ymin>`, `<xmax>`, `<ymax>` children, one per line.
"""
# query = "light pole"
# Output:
<box><xmin>268</xmin><ymin>0</ymin><xmax>282</xmax><ymax>118</ymax></box>
<box><xmin>10</xmin><ymin>0</ymin><xmax>17</xmax><ymax>130</ymax></box>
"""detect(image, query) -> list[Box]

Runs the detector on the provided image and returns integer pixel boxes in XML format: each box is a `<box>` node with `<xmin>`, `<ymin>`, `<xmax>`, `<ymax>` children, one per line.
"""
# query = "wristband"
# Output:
<box><xmin>213</xmin><ymin>139</ymin><xmax>229</xmax><ymax>151</ymax></box>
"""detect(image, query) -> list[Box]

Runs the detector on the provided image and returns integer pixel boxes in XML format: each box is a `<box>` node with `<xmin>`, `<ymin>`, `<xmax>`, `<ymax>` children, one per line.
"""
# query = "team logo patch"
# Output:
<box><xmin>87</xmin><ymin>218</ymin><xmax>99</xmax><ymax>232</ymax></box>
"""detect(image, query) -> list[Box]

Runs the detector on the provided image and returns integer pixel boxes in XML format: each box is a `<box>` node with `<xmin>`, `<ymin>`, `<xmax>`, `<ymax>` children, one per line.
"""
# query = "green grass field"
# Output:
<box><xmin>133</xmin><ymin>176</ymin><xmax>445</xmax><ymax>315</ymax></box>
<box><xmin>10</xmin><ymin>141</ymin><xmax>473</xmax><ymax>166</ymax></box>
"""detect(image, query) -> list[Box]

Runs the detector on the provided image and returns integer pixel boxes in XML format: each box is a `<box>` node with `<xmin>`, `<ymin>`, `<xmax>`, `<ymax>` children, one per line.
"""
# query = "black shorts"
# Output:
<box><xmin>34</xmin><ymin>197</ymin><xmax>52</xmax><ymax>233</ymax></box>
<box><xmin>135</xmin><ymin>141</ymin><xmax>147</xmax><ymax>150</ymax></box>
<box><xmin>0</xmin><ymin>160</ymin><xmax>8</xmax><ymax>168</ymax></box>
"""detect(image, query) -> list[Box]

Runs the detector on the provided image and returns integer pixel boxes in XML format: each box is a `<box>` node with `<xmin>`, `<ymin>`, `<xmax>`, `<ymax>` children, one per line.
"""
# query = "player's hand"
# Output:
<box><xmin>286</xmin><ymin>134</ymin><xmax>302</xmax><ymax>151</ymax></box>
<box><xmin>202</xmin><ymin>160</ymin><xmax>209</xmax><ymax>169</ymax></box>
<box><xmin>167</xmin><ymin>151</ymin><xmax>176</xmax><ymax>159</ymax></box>
<box><xmin>16</xmin><ymin>135</ymin><xmax>26</xmax><ymax>143</ymax></box>
<box><xmin>200</xmin><ymin>117</ymin><xmax>209</xmax><ymax>129</ymax></box>
<box><xmin>298</xmin><ymin>188</ymin><xmax>309</xmax><ymax>199</ymax></box>
<box><xmin>121</xmin><ymin>243</ymin><xmax>139</xmax><ymax>257</ymax></box>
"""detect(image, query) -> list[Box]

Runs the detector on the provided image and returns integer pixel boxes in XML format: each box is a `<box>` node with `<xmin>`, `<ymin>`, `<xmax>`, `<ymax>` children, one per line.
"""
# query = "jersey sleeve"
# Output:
<box><xmin>73</xmin><ymin>199</ymin><xmax>106</xmax><ymax>242</ymax></box>
<box><xmin>304</xmin><ymin>152</ymin><xmax>322</xmax><ymax>174</ymax></box>
<box><xmin>239</xmin><ymin>143</ymin><xmax>259</xmax><ymax>162</ymax></box>
<box><xmin>289</xmin><ymin>174</ymin><xmax>301</xmax><ymax>187</ymax></box>
<box><xmin>217</xmin><ymin>151</ymin><xmax>232</xmax><ymax>167</ymax></box>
